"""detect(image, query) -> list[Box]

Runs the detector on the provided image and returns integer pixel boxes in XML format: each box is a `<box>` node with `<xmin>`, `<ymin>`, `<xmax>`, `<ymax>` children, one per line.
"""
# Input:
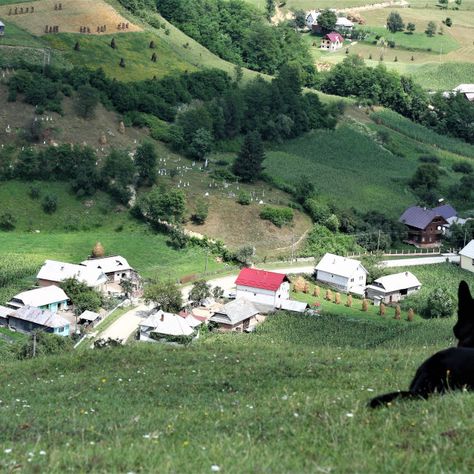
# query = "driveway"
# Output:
<box><xmin>98</xmin><ymin>303</ymin><xmax>153</xmax><ymax>343</ymax></box>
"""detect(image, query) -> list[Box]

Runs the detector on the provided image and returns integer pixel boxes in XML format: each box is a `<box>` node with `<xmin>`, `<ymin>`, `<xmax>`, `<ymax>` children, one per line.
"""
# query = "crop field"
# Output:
<box><xmin>5</xmin><ymin>302</ymin><xmax>474</xmax><ymax>471</ymax></box>
<box><xmin>0</xmin><ymin>0</ymin><xmax>141</xmax><ymax>36</ymax></box>
<box><xmin>264</xmin><ymin>123</ymin><xmax>418</xmax><ymax>216</ymax></box>
<box><xmin>371</xmin><ymin>109</ymin><xmax>474</xmax><ymax>158</ymax></box>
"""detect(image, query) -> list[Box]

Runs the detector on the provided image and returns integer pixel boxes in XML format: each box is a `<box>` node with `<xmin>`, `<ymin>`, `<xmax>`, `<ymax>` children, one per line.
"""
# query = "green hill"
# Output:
<box><xmin>3</xmin><ymin>309</ymin><xmax>474</xmax><ymax>472</ymax></box>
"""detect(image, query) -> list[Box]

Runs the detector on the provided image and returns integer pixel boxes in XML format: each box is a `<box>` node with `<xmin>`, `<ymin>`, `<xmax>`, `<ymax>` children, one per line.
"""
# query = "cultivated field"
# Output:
<box><xmin>0</xmin><ymin>0</ymin><xmax>141</xmax><ymax>36</ymax></box>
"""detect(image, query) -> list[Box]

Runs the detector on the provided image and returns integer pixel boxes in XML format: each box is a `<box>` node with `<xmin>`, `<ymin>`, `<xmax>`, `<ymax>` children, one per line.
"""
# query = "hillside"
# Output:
<box><xmin>3</xmin><ymin>310</ymin><xmax>474</xmax><ymax>472</ymax></box>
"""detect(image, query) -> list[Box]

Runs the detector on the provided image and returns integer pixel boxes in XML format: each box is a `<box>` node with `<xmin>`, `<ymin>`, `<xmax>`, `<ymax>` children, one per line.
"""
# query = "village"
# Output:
<box><xmin>1</xmin><ymin>219</ymin><xmax>474</xmax><ymax>346</ymax></box>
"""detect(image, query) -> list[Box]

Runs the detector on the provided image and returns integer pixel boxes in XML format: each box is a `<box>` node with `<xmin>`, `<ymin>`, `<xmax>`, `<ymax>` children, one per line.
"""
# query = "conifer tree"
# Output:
<box><xmin>233</xmin><ymin>131</ymin><xmax>265</xmax><ymax>183</ymax></box>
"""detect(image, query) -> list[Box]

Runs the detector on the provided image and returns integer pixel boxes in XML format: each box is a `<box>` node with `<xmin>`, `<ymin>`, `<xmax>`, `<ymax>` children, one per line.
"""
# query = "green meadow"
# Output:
<box><xmin>4</xmin><ymin>307</ymin><xmax>474</xmax><ymax>472</ymax></box>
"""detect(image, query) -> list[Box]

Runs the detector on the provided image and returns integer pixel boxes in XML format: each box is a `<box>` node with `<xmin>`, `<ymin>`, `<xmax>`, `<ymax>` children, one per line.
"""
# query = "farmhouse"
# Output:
<box><xmin>37</xmin><ymin>259</ymin><xmax>108</xmax><ymax>290</ymax></box>
<box><xmin>235</xmin><ymin>267</ymin><xmax>290</xmax><ymax>309</ymax></box>
<box><xmin>80</xmin><ymin>255</ymin><xmax>135</xmax><ymax>283</ymax></box>
<box><xmin>320</xmin><ymin>32</ymin><xmax>344</xmax><ymax>51</ymax></box>
<box><xmin>139</xmin><ymin>310</ymin><xmax>196</xmax><ymax>342</ymax></box>
<box><xmin>335</xmin><ymin>16</ymin><xmax>354</xmax><ymax>32</ymax></box>
<box><xmin>366</xmin><ymin>271</ymin><xmax>422</xmax><ymax>304</ymax></box>
<box><xmin>305</xmin><ymin>10</ymin><xmax>320</xmax><ymax>28</ymax></box>
<box><xmin>8</xmin><ymin>285</ymin><xmax>69</xmax><ymax>313</ymax></box>
<box><xmin>210</xmin><ymin>298</ymin><xmax>261</xmax><ymax>332</ymax></box>
<box><xmin>8</xmin><ymin>305</ymin><xmax>70</xmax><ymax>336</ymax></box>
<box><xmin>315</xmin><ymin>253</ymin><xmax>368</xmax><ymax>295</ymax></box>
<box><xmin>460</xmin><ymin>240</ymin><xmax>474</xmax><ymax>274</ymax></box>
<box><xmin>399</xmin><ymin>206</ymin><xmax>448</xmax><ymax>247</ymax></box>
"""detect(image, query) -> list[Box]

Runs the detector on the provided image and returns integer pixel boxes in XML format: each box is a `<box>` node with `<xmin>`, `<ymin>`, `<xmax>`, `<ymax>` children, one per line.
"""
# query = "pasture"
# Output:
<box><xmin>0</xmin><ymin>0</ymin><xmax>141</xmax><ymax>36</ymax></box>
<box><xmin>4</xmin><ymin>306</ymin><xmax>474</xmax><ymax>472</ymax></box>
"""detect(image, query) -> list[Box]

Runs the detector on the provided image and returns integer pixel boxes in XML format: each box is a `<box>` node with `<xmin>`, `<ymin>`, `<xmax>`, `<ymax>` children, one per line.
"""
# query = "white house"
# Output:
<box><xmin>139</xmin><ymin>310</ymin><xmax>195</xmax><ymax>342</ymax></box>
<box><xmin>37</xmin><ymin>260</ymin><xmax>108</xmax><ymax>290</ymax></box>
<box><xmin>305</xmin><ymin>10</ymin><xmax>320</xmax><ymax>28</ymax></box>
<box><xmin>365</xmin><ymin>271</ymin><xmax>422</xmax><ymax>304</ymax></box>
<box><xmin>453</xmin><ymin>84</ymin><xmax>474</xmax><ymax>102</ymax></box>
<box><xmin>460</xmin><ymin>240</ymin><xmax>474</xmax><ymax>273</ymax></box>
<box><xmin>320</xmin><ymin>32</ymin><xmax>344</xmax><ymax>51</ymax></box>
<box><xmin>8</xmin><ymin>285</ymin><xmax>69</xmax><ymax>313</ymax></box>
<box><xmin>315</xmin><ymin>253</ymin><xmax>368</xmax><ymax>295</ymax></box>
<box><xmin>81</xmin><ymin>256</ymin><xmax>134</xmax><ymax>283</ymax></box>
<box><xmin>235</xmin><ymin>268</ymin><xmax>290</xmax><ymax>309</ymax></box>
<box><xmin>336</xmin><ymin>16</ymin><xmax>354</xmax><ymax>31</ymax></box>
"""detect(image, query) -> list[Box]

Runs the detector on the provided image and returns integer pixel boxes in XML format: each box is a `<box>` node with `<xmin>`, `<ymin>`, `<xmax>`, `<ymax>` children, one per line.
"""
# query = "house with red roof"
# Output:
<box><xmin>235</xmin><ymin>268</ymin><xmax>290</xmax><ymax>309</ymax></box>
<box><xmin>320</xmin><ymin>32</ymin><xmax>344</xmax><ymax>51</ymax></box>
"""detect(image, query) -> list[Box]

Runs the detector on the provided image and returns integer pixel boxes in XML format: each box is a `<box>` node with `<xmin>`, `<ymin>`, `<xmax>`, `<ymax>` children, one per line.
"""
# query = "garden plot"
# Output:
<box><xmin>0</xmin><ymin>0</ymin><xmax>141</xmax><ymax>36</ymax></box>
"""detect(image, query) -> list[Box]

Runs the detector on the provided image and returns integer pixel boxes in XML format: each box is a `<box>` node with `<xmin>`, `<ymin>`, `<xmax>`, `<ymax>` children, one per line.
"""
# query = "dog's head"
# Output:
<box><xmin>454</xmin><ymin>281</ymin><xmax>474</xmax><ymax>347</ymax></box>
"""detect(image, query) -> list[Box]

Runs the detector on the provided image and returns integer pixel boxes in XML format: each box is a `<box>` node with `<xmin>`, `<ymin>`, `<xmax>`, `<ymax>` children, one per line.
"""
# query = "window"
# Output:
<box><xmin>350</xmin><ymin>278</ymin><xmax>354</xmax><ymax>282</ymax></box>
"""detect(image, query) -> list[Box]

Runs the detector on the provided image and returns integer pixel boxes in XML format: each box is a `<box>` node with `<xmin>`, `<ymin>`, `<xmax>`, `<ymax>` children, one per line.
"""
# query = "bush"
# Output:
<box><xmin>237</xmin><ymin>191</ymin><xmax>251</xmax><ymax>205</ymax></box>
<box><xmin>259</xmin><ymin>206</ymin><xmax>293</xmax><ymax>227</ymax></box>
<box><xmin>42</xmin><ymin>194</ymin><xmax>58</xmax><ymax>214</ymax></box>
<box><xmin>28</xmin><ymin>185</ymin><xmax>41</xmax><ymax>199</ymax></box>
<box><xmin>423</xmin><ymin>287</ymin><xmax>454</xmax><ymax>318</ymax></box>
<box><xmin>191</xmin><ymin>200</ymin><xmax>209</xmax><ymax>225</ymax></box>
<box><xmin>419</xmin><ymin>155</ymin><xmax>440</xmax><ymax>164</ymax></box>
<box><xmin>452</xmin><ymin>161</ymin><xmax>473</xmax><ymax>174</ymax></box>
<box><xmin>0</xmin><ymin>212</ymin><xmax>16</xmax><ymax>231</ymax></box>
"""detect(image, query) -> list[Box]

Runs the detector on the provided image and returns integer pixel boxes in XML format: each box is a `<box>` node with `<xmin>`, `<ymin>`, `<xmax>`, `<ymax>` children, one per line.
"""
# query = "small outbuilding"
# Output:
<box><xmin>365</xmin><ymin>271</ymin><xmax>422</xmax><ymax>304</ymax></box>
<box><xmin>78</xmin><ymin>310</ymin><xmax>101</xmax><ymax>326</ymax></box>
<box><xmin>315</xmin><ymin>253</ymin><xmax>368</xmax><ymax>295</ymax></box>
<box><xmin>460</xmin><ymin>240</ymin><xmax>474</xmax><ymax>274</ymax></box>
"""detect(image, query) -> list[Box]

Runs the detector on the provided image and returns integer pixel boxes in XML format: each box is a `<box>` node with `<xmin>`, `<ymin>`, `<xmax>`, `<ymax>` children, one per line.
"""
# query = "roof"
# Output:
<box><xmin>315</xmin><ymin>253</ymin><xmax>367</xmax><ymax>279</ymax></box>
<box><xmin>368</xmin><ymin>271</ymin><xmax>421</xmax><ymax>293</ymax></box>
<box><xmin>210</xmin><ymin>298</ymin><xmax>260</xmax><ymax>325</ymax></box>
<box><xmin>0</xmin><ymin>21</ymin><xmax>4</xmax><ymax>27</ymax></box>
<box><xmin>79</xmin><ymin>310</ymin><xmax>100</xmax><ymax>321</ymax></box>
<box><xmin>81</xmin><ymin>256</ymin><xmax>132</xmax><ymax>274</ymax></box>
<box><xmin>325</xmin><ymin>32</ymin><xmax>344</xmax><ymax>43</ymax></box>
<box><xmin>37</xmin><ymin>260</ymin><xmax>108</xmax><ymax>287</ymax></box>
<box><xmin>235</xmin><ymin>268</ymin><xmax>289</xmax><ymax>292</ymax></box>
<box><xmin>460</xmin><ymin>240</ymin><xmax>474</xmax><ymax>259</ymax></box>
<box><xmin>432</xmin><ymin>204</ymin><xmax>457</xmax><ymax>220</ymax></box>
<box><xmin>11</xmin><ymin>305</ymin><xmax>69</xmax><ymax>329</ymax></box>
<box><xmin>140</xmin><ymin>310</ymin><xmax>194</xmax><ymax>336</ymax></box>
<box><xmin>280</xmin><ymin>300</ymin><xmax>309</xmax><ymax>313</ymax></box>
<box><xmin>0</xmin><ymin>305</ymin><xmax>13</xmax><ymax>318</ymax></box>
<box><xmin>454</xmin><ymin>84</ymin><xmax>474</xmax><ymax>94</ymax></box>
<box><xmin>399</xmin><ymin>206</ymin><xmax>448</xmax><ymax>230</ymax></box>
<box><xmin>336</xmin><ymin>17</ymin><xmax>354</xmax><ymax>27</ymax></box>
<box><xmin>12</xmin><ymin>285</ymin><xmax>69</xmax><ymax>308</ymax></box>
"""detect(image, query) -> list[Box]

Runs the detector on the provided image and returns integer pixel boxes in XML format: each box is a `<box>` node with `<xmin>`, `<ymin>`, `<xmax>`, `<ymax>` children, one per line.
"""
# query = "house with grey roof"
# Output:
<box><xmin>366</xmin><ymin>271</ymin><xmax>422</xmax><ymax>304</ymax></box>
<box><xmin>139</xmin><ymin>310</ymin><xmax>196</xmax><ymax>342</ymax></box>
<box><xmin>210</xmin><ymin>298</ymin><xmax>261</xmax><ymax>332</ymax></box>
<box><xmin>460</xmin><ymin>240</ymin><xmax>474</xmax><ymax>274</ymax></box>
<box><xmin>0</xmin><ymin>305</ymin><xmax>13</xmax><ymax>326</ymax></box>
<box><xmin>399</xmin><ymin>206</ymin><xmax>448</xmax><ymax>247</ymax></box>
<box><xmin>8</xmin><ymin>306</ymin><xmax>70</xmax><ymax>336</ymax></box>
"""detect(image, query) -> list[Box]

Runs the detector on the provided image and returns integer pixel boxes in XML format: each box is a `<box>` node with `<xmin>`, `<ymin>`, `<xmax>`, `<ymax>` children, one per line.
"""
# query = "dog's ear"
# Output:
<box><xmin>454</xmin><ymin>281</ymin><xmax>474</xmax><ymax>345</ymax></box>
<box><xmin>458</xmin><ymin>281</ymin><xmax>473</xmax><ymax>321</ymax></box>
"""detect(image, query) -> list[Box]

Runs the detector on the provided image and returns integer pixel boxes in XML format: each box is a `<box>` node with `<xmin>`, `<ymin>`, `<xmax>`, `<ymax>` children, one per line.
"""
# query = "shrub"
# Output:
<box><xmin>0</xmin><ymin>212</ymin><xmax>16</xmax><ymax>231</ymax></box>
<box><xmin>237</xmin><ymin>191</ymin><xmax>251</xmax><ymax>205</ymax></box>
<box><xmin>29</xmin><ymin>185</ymin><xmax>41</xmax><ymax>199</ymax></box>
<box><xmin>424</xmin><ymin>288</ymin><xmax>454</xmax><ymax>318</ymax></box>
<box><xmin>452</xmin><ymin>161</ymin><xmax>473</xmax><ymax>174</ymax></box>
<box><xmin>191</xmin><ymin>199</ymin><xmax>209</xmax><ymax>225</ymax></box>
<box><xmin>259</xmin><ymin>206</ymin><xmax>293</xmax><ymax>227</ymax></box>
<box><xmin>419</xmin><ymin>155</ymin><xmax>440</xmax><ymax>164</ymax></box>
<box><xmin>42</xmin><ymin>194</ymin><xmax>58</xmax><ymax>214</ymax></box>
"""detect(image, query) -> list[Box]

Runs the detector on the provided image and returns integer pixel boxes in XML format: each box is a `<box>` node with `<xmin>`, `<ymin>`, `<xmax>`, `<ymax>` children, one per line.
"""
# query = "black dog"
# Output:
<box><xmin>369</xmin><ymin>281</ymin><xmax>474</xmax><ymax>408</ymax></box>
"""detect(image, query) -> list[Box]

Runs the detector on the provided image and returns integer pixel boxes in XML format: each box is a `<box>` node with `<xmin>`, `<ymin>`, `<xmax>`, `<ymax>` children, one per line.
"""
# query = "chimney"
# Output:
<box><xmin>160</xmin><ymin>313</ymin><xmax>164</xmax><ymax>322</ymax></box>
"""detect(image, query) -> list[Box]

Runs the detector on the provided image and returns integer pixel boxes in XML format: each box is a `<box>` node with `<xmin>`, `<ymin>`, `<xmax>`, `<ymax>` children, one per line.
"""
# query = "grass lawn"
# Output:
<box><xmin>2</xmin><ymin>304</ymin><xmax>474</xmax><ymax>472</ymax></box>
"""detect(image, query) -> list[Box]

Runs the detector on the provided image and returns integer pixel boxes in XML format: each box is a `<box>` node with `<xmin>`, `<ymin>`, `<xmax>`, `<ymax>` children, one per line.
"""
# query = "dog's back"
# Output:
<box><xmin>369</xmin><ymin>281</ymin><xmax>474</xmax><ymax>408</ymax></box>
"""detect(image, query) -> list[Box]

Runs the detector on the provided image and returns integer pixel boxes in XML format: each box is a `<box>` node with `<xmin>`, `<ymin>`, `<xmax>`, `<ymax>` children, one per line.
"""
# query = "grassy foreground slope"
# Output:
<box><xmin>3</xmin><ymin>312</ymin><xmax>474</xmax><ymax>472</ymax></box>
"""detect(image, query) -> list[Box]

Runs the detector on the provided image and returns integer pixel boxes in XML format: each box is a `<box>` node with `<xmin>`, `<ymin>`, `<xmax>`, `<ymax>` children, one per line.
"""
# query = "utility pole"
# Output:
<box><xmin>32</xmin><ymin>332</ymin><xmax>37</xmax><ymax>358</ymax></box>
<box><xmin>376</xmin><ymin>229</ymin><xmax>381</xmax><ymax>252</ymax></box>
